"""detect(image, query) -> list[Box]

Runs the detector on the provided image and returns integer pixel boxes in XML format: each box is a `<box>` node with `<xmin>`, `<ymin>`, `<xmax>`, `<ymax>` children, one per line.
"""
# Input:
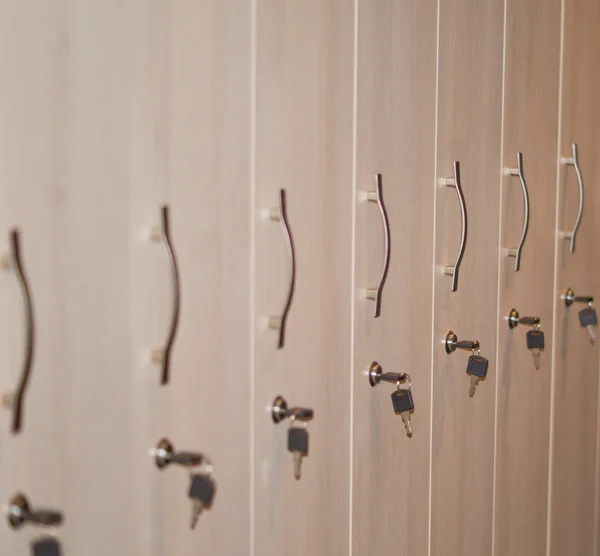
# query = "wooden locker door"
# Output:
<box><xmin>0</xmin><ymin>3</ymin><xmax>140</xmax><ymax>555</ymax></box>
<box><xmin>127</xmin><ymin>2</ymin><xmax>252</xmax><ymax>555</ymax></box>
<box><xmin>351</xmin><ymin>1</ymin><xmax>437</xmax><ymax>555</ymax></box>
<box><xmin>164</xmin><ymin>2</ymin><xmax>252</xmax><ymax>553</ymax></box>
<box><xmin>0</xmin><ymin>3</ymin><xmax>66</xmax><ymax>554</ymax></box>
<box><xmin>548</xmin><ymin>0</ymin><xmax>600</xmax><ymax>554</ymax></box>
<box><xmin>430</xmin><ymin>1</ymin><xmax>504</xmax><ymax>555</ymax></box>
<box><xmin>253</xmin><ymin>1</ymin><xmax>354</xmax><ymax>555</ymax></box>
<box><xmin>493</xmin><ymin>1</ymin><xmax>562</xmax><ymax>555</ymax></box>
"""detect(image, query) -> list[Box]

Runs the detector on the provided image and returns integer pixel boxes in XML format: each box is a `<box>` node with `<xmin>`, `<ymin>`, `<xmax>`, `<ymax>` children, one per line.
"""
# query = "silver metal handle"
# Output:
<box><xmin>269</xmin><ymin>190</ymin><xmax>296</xmax><ymax>349</ymax></box>
<box><xmin>150</xmin><ymin>206</ymin><xmax>181</xmax><ymax>385</ymax></box>
<box><xmin>7</xmin><ymin>493</ymin><xmax>63</xmax><ymax>530</ymax></box>
<box><xmin>1</xmin><ymin>230</ymin><xmax>35</xmax><ymax>434</ymax></box>
<box><xmin>561</xmin><ymin>143</ymin><xmax>584</xmax><ymax>253</ymax></box>
<box><xmin>365</xmin><ymin>174</ymin><xmax>391</xmax><ymax>318</ymax></box>
<box><xmin>507</xmin><ymin>153</ymin><xmax>530</xmax><ymax>271</ymax></box>
<box><xmin>443</xmin><ymin>162</ymin><xmax>467</xmax><ymax>292</ymax></box>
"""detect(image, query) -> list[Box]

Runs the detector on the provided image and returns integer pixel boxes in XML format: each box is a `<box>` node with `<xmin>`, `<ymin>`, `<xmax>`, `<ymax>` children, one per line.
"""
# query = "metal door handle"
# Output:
<box><xmin>443</xmin><ymin>162</ymin><xmax>467</xmax><ymax>292</ymax></box>
<box><xmin>1</xmin><ymin>230</ymin><xmax>35</xmax><ymax>434</ymax></box>
<box><xmin>365</xmin><ymin>174</ymin><xmax>391</xmax><ymax>318</ymax></box>
<box><xmin>149</xmin><ymin>206</ymin><xmax>181</xmax><ymax>385</ymax></box>
<box><xmin>560</xmin><ymin>143</ymin><xmax>584</xmax><ymax>253</ymax></box>
<box><xmin>269</xmin><ymin>190</ymin><xmax>296</xmax><ymax>349</ymax></box>
<box><xmin>506</xmin><ymin>153</ymin><xmax>530</xmax><ymax>271</ymax></box>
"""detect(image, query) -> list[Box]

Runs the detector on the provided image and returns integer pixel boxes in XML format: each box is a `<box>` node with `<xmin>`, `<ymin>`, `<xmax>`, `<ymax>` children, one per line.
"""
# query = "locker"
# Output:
<box><xmin>493</xmin><ymin>1</ymin><xmax>562</xmax><ymax>554</ymax></box>
<box><xmin>430</xmin><ymin>0</ymin><xmax>505</xmax><ymax>554</ymax></box>
<box><xmin>351</xmin><ymin>1</ymin><xmax>437</xmax><ymax>555</ymax></box>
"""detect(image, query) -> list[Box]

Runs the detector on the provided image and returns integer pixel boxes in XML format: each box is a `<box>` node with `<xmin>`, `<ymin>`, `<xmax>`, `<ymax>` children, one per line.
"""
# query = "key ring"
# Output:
<box><xmin>396</xmin><ymin>373</ymin><xmax>412</xmax><ymax>390</ymax></box>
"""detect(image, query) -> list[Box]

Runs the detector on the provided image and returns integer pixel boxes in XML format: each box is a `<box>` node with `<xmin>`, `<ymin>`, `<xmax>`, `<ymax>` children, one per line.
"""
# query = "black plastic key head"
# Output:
<box><xmin>189</xmin><ymin>474</ymin><xmax>216</xmax><ymax>507</ymax></box>
<box><xmin>579</xmin><ymin>307</ymin><xmax>598</xmax><ymax>327</ymax></box>
<box><xmin>466</xmin><ymin>355</ymin><xmax>489</xmax><ymax>379</ymax></box>
<box><xmin>288</xmin><ymin>427</ymin><xmax>309</xmax><ymax>456</ymax></box>
<box><xmin>391</xmin><ymin>389</ymin><xmax>414</xmax><ymax>415</ymax></box>
<box><xmin>32</xmin><ymin>538</ymin><xmax>61</xmax><ymax>556</ymax></box>
<box><xmin>526</xmin><ymin>329</ymin><xmax>545</xmax><ymax>350</ymax></box>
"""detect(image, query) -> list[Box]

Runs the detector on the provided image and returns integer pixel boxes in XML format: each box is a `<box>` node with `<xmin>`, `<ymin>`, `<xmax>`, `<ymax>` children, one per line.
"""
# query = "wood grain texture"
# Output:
<box><xmin>549</xmin><ymin>0</ymin><xmax>600</xmax><ymax>554</ymax></box>
<box><xmin>351</xmin><ymin>1</ymin><xmax>437</xmax><ymax>555</ymax></box>
<box><xmin>253</xmin><ymin>1</ymin><xmax>354</xmax><ymax>555</ymax></box>
<box><xmin>0</xmin><ymin>2</ymin><xmax>141</xmax><ymax>554</ymax></box>
<box><xmin>430</xmin><ymin>1</ymin><xmax>504</xmax><ymax>554</ymax></box>
<box><xmin>493</xmin><ymin>2</ymin><xmax>562</xmax><ymax>555</ymax></box>
<box><xmin>61</xmin><ymin>2</ymin><xmax>137</xmax><ymax>554</ymax></box>
<box><xmin>0</xmin><ymin>2</ymin><xmax>70</xmax><ymax>554</ymax></box>
<box><xmin>127</xmin><ymin>2</ymin><xmax>252</xmax><ymax>555</ymax></box>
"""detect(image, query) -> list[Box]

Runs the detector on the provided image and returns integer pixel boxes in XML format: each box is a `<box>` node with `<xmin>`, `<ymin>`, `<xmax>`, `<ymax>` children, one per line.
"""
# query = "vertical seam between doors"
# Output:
<box><xmin>491</xmin><ymin>0</ymin><xmax>508</xmax><ymax>554</ymax></box>
<box><xmin>348</xmin><ymin>1</ymin><xmax>358</xmax><ymax>554</ymax></box>
<box><xmin>427</xmin><ymin>1</ymin><xmax>441</xmax><ymax>554</ymax></box>
<box><xmin>546</xmin><ymin>0</ymin><xmax>566</xmax><ymax>553</ymax></box>
<box><xmin>249</xmin><ymin>0</ymin><xmax>257</xmax><ymax>554</ymax></box>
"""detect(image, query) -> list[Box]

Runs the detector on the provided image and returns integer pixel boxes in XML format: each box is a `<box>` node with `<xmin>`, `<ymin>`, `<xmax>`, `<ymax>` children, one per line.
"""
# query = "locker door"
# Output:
<box><xmin>351</xmin><ymin>1</ymin><xmax>437</xmax><ymax>555</ymax></box>
<box><xmin>0</xmin><ymin>3</ymin><xmax>141</xmax><ymax>555</ymax></box>
<box><xmin>0</xmin><ymin>4</ymin><xmax>67</xmax><ymax>554</ymax></box>
<box><xmin>493</xmin><ymin>1</ymin><xmax>562</xmax><ymax>555</ymax></box>
<box><xmin>253</xmin><ymin>2</ymin><xmax>354</xmax><ymax>555</ymax></box>
<box><xmin>549</xmin><ymin>0</ymin><xmax>600</xmax><ymax>554</ymax></box>
<box><xmin>430</xmin><ymin>1</ymin><xmax>504</xmax><ymax>555</ymax></box>
<box><xmin>127</xmin><ymin>2</ymin><xmax>252</xmax><ymax>555</ymax></box>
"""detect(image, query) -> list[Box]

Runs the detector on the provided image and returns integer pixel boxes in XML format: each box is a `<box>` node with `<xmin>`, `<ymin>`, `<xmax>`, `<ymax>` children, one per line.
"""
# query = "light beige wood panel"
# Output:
<box><xmin>493</xmin><ymin>2</ymin><xmax>562</xmax><ymax>555</ymax></box>
<box><xmin>134</xmin><ymin>1</ymin><xmax>252</xmax><ymax>554</ymax></box>
<box><xmin>61</xmin><ymin>2</ymin><xmax>138</xmax><ymax>554</ymax></box>
<box><xmin>0</xmin><ymin>2</ymin><xmax>68</xmax><ymax>554</ymax></box>
<box><xmin>253</xmin><ymin>1</ymin><xmax>354</xmax><ymax>555</ymax></box>
<box><xmin>549</xmin><ymin>0</ymin><xmax>600</xmax><ymax>554</ymax></box>
<box><xmin>0</xmin><ymin>2</ymin><xmax>139</xmax><ymax>554</ymax></box>
<box><xmin>127</xmin><ymin>2</ymin><xmax>251</xmax><ymax>554</ymax></box>
<box><xmin>351</xmin><ymin>1</ymin><xmax>437</xmax><ymax>555</ymax></box>
<box><xmin>431</xmin><ymin>1</ymin><xmax>504</xmax><ymax>555</ymax></box>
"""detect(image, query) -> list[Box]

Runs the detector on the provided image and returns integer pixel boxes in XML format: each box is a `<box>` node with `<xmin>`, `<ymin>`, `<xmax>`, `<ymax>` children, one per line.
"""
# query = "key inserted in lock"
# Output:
<box><xmin>368</xmin><ymin>361</ymin><xmax>414</xmax><ymax>437</ymax></box>
<box><xmin>564</xmin><ymin>288</ymin><xmax>597</xmax><ymax>345</ymax></box>
<box><xmin>445</xmin><ymin>331</ymin><xmax>488</xmax><ymax>397</ymax></box>
<box><xmin>272</xmin><ymin>396</ymin><xmax>314</xmax><ymax>480</ymax></box>
<box><xmin>508</xmin><ymin>309</ymin><xmax>545</xmax><ymax>369</ymax></box>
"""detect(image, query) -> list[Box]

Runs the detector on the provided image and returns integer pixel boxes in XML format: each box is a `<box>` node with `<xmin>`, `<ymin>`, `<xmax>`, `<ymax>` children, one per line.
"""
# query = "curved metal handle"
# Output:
<box><xmin>269</xmin><ymin>190</ymin><xmax>296</xmax><ymax>349</ymax></box>
<box><xmin>150</xmin><ymin>206</ymin><xmax>181</xmax><ymax>385</ymax></box>
<box><xmin>443</xmin><ymin>162</ymin><xmax>467</xmax><ymax>292</ymax></box>
<box><xmin>561</xmin><ymin>143</ymin><xmax>584</xmax><ymax>253</ymax></box>
<box><xmin>365</xmin><ymin>174</ymin><xmax>391</xmax><ymax>318</ymax></box>
<box><xmin>507</xmin><ymin>153</ymin><xmax>530</xmax><ymax>271</ymax></box>
<box><xmin>1</xmin><ymin>229</ymin><xmax>35</xmax><ymax>434</ymax></box>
